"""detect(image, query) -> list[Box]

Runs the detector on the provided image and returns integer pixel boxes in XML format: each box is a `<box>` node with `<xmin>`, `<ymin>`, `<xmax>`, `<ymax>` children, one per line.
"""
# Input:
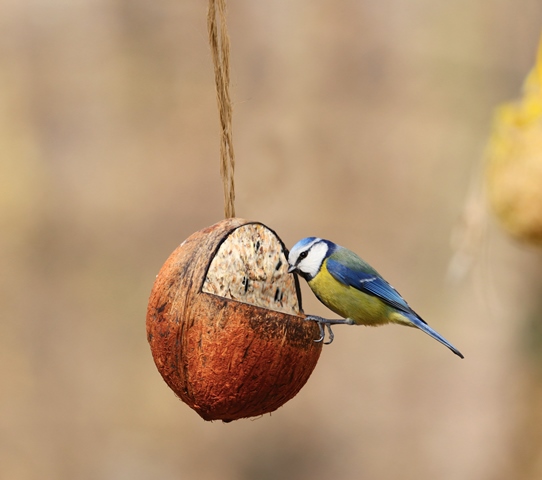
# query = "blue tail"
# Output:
<box><xmin>405</xmin><ymin>314</ymin><xmax>464</xmax><ymax>359</ymax></box>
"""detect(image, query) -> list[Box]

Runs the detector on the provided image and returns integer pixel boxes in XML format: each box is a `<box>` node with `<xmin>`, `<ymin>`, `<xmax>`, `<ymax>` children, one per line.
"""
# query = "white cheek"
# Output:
<box><xmin>299</xmin><ymin>257</ymin><xmax>321</xmax><ymax>278</ymax></box>
<box><xmin>298</xmin><ymin>242</ymin><xmax>328</xmax><ymax>277</ymax></box>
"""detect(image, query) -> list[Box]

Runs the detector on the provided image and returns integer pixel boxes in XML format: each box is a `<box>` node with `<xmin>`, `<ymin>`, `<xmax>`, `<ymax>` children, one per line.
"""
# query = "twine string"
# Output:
<box><xmin>208</xmin><ymin>0</ymin><xmax>236</xmax><ymax>218</ymax></box>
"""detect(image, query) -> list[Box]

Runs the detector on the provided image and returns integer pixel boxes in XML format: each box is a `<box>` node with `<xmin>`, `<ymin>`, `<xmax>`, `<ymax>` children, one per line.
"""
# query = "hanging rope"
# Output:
<box><xmin>208</xmin><ymin>0</ymin><xmax>236</xmax><ymax>218</ymax></box>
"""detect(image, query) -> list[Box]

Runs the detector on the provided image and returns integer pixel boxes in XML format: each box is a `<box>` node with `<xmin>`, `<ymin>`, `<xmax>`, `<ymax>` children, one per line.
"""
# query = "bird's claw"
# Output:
<box><xmin>305</xmin><ymin>315</ymin><xmax>335</xmax><ymax>345</ymax></box>
<box><xmin>315</xmin><ymin>321</ymin><xmax>325</xmax><ymax>343</ymax></box>
<box><xmin>324</xmin><ymin>323</ymin><xmax>334</xmax><ymax>345</ymax></box>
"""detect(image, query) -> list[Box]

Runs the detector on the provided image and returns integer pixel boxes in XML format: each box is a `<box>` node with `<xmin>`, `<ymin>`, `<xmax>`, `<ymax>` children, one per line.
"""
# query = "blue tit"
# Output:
<box><xmin>287</xmin><ymin>237</ymin><xmax>464</xmax><ymax>358</ymax></box>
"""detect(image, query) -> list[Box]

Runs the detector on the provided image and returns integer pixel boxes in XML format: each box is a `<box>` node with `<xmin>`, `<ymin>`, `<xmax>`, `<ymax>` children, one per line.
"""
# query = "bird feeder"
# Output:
<box><xmin>486</xmin><ymin>36</ymin><xmax>542</xmax><ymax>245</ymax></box>
<box><xmin>146</xmin><ymin>218</ymin><xmax>322</xmax><ymax>422</ymax></box>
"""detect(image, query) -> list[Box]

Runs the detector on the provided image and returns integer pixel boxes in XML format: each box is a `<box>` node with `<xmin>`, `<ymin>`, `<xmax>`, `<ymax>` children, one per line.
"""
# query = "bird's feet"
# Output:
<box><xmin>304</xmin><ymin>316</ymin><xmax>354</xmax><ymax>345</ymax></box>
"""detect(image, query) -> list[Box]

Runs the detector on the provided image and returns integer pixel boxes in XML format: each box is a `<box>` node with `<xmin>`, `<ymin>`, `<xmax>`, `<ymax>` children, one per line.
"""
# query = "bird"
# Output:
<box><xmin>287</xmin><ymin>237</ymin><xmax>464</xmax><ymax>358</ymax></box>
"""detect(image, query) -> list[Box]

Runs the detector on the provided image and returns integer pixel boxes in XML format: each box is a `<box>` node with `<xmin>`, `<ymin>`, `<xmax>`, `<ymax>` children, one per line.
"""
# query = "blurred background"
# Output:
<box><xmin>2</xmin><ymin>1</ymin><xmax>542</xmax><ymax>479</ymax></box>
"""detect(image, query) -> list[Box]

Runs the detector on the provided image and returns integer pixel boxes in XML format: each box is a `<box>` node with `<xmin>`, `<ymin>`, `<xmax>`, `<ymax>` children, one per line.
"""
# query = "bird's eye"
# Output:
<box><xmin>299</xmin><ymin>251</ymin><xmax>308</xmax><ymax>260</ymax></box>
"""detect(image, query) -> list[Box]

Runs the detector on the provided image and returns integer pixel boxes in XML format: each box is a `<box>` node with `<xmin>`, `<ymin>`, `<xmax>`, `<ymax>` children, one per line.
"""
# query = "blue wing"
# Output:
<box><xmin>326</xmin><ymin>258</ymin><xmax>415</xmax><ymax>316</ymax></box>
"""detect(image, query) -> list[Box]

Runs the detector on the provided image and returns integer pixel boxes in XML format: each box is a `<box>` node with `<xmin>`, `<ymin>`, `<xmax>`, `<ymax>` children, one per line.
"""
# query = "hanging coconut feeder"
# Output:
<box><xmin>146</xmin><ymin>218</ymin><xmax>322</xmax><ymax>422</ymax></box>
<box><xmin>146</xmin><ymin>3</ymin><xmax>322</xmax><ymax>421</ymax></box>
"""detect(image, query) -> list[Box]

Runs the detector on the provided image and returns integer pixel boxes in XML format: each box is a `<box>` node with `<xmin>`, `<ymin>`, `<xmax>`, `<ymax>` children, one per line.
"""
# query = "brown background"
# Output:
<box><xmin>3</xmin><ymin>1</ymin><xmax>542</xmax><ymax>479</ymax></box>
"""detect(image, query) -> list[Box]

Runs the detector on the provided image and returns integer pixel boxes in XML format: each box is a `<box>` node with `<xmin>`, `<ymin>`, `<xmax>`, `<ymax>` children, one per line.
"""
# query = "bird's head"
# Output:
<box><xmin>287</xmin><ymin>237</ymin><xmax>335</xmax><ymax>281</ymax></box>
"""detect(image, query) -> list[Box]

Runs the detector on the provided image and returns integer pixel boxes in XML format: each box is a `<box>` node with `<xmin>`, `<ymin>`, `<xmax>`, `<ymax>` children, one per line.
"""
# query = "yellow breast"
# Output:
<box><xmin>307</xmin><ymin>259</ymin><xmax>390</xmax><ymax>326</ymax></box>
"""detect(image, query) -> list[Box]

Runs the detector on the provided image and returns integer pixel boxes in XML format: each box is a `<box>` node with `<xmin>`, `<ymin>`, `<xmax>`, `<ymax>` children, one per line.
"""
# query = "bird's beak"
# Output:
<box><xmin>287</xmin><ymin>265</ymin><xmax>296</xmax><ymax>274</ymax></box>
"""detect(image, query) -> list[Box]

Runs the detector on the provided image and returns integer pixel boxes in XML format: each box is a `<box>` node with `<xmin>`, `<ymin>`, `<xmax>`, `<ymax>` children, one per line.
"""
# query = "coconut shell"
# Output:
<box><xmin>146</xmin><ymin>218</ymin><xmax>322</xmax><ymax>422</ymax></box>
